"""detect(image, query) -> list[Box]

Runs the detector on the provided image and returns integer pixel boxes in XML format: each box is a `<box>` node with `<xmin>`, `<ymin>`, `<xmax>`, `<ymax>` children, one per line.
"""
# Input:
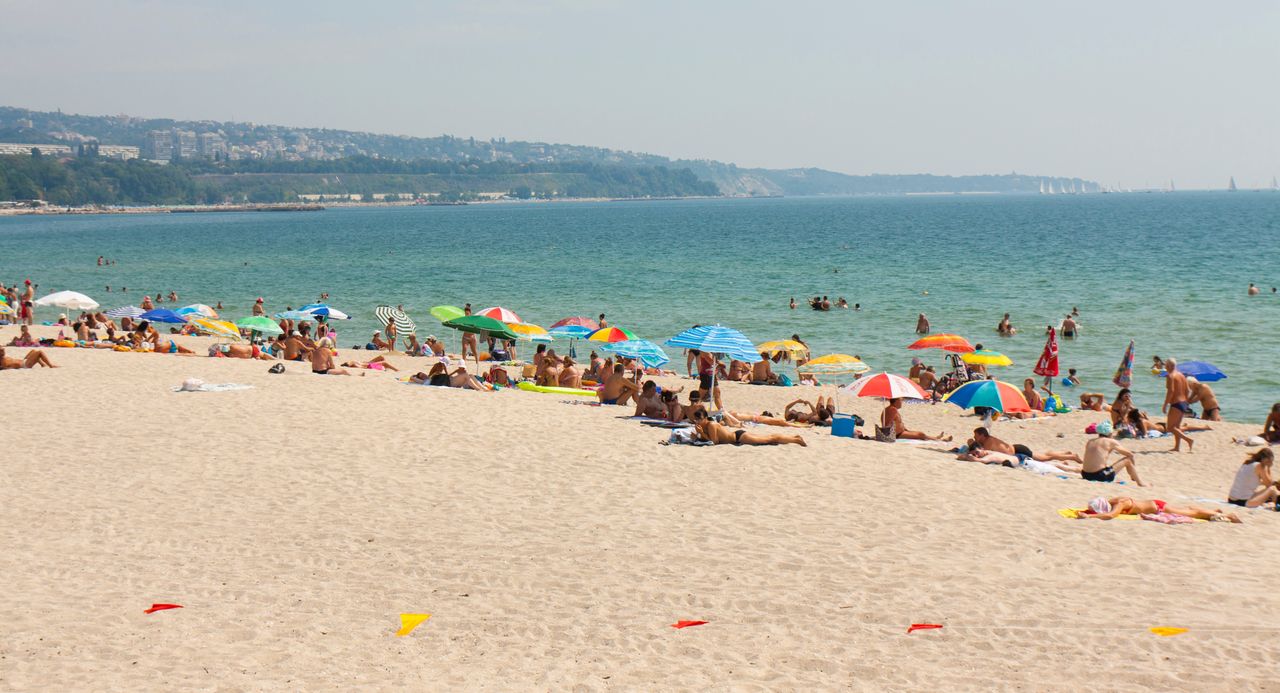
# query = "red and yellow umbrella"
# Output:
<box><xmin>908</xmin><ymin>333</ymin><xmax>975</xmax><ymax>353</ymax></box>
<box><xmin>586</xmin><ymin>326</ymin><xmax>636</xmax><ymax>343</ymax></box>
<box><xmin>842</xmin><ymin>372</ymin><xmax>929</xmax><ymax>399</ymax></box>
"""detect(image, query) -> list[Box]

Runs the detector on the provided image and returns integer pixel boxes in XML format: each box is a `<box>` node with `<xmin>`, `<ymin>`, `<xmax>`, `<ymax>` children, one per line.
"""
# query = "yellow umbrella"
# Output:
<box><xmin>506</xmin><ymin>322</ymin><xmax>552</xmax><ymax>343</ymax></box>
<box><xmin>756</xmin><ymin>339</ymin><xmax>809</xmax><ymax>360</ymax></box>
<box><xmin>797</xmin><ymin>353</ymin><xmax>870</xmax><ymax>375</ymax></box>
<box><xmin>961</xmin><ymin>349</ymin><xmax>1013</xmax><ymax>367</ymax></box>
<box><xmin>190</xmin><ymin>317</ymin><xmax>242</xmax><ymax>342</ymax></box>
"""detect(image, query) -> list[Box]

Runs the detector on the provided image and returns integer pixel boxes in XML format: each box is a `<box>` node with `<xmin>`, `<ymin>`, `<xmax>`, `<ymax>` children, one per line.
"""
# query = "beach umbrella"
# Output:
<box><xmin>551</xmin><ymin>316</ymin><xmax>599</xmax><ymax>331</ymax></box>
<box><xmin>587</xmin><ymin>326</ymin><xmax>637</xmax><ymax>343</ymax></box>
<box><xmin>798</xmin><ymin>353</ymin><xmax>870</xmax><ymax>375</ymax></box>
<box><xmin>138</xmin><ymin>308</ymin><xmax>189</xmax><ymax>324</ymax></box>
<box><xmin>908</xmin><ymin>333</ymin><xmax>975</xmax><ymax>353</ymax></box>
<box><xmin>299</xmin><ymin>303</ymin><xmax>350</xmax><ymax>320</ymax></box>
<box><xmin>442</xmin><ymin>315</ymin><xmax>521</xmax><ymax>340</ymax></box>
<box><xmin>665</xmin><ymin>325</ymin><xmax>761</xmax><ymax>363</ymax></box>
<box><xmin>175</xmin><ymin>304</ymin><xmax>218</xmax><ymax>319</ymax></box>
<box><xmin>961</xmin><ymin>349</ymin><xmax>1013</xmax><ymax>367</ymax></box>
<box><xmin>34</xmin><ymin>290</ymin><xmax>99</xmax><ymax>312</ymax></box>
<box><xmin>105</xmin><ymin>305</ymin><xmax>145</xmax><ymax>319</ymax></box>
<box><xmin>374</xmin><ymin>305</ymin><xmax>416</xmax><ymax>334</ymax></box>
<box><xmin>943</xmin><ymin>380</ymin><xmax>1032</xmax><ymax>413</ymax></box>
<box><xmin>189</xmin><ymin>318</ymin><xmax>242</xmax><ymax>341</ymax></box>
<box><xmin>0</xmin><ymin>303</ymin><xmax>12</xmax><ymax>316</ymax></box>
<box><xmin>274</xmin><ymin>310</ymin><xmax>312</xmax><ymax>321</ymax></box>
<box><xmin>843</xmin><ymin>372</ymin><xmax>929</xmax><ymax>400</ymax></box>
<box><xmin>600</xmin><ymin>339</ymin><xmax>670</xmax><ymax>368</ymax></box>
<box><xmin>478</xmin><ymin>306</ymin><xmax>523</xmax><ymax>324</ymax></box>
<box><xmin>507</xmin><ymin>322</ymin><xmax>553</xmax><ymax>343</ymax></box>
<box><xmin>549</xmin><ymin>324</ymin><xmax>593</xmax><ymax>339</ymax></box>
<box><xmin>1113</xmin><ymin>340</ymin><xmax>1135</xmax><ymax>389</ymax></box>
<box><xmin>757</xmin><ymin>339</ymin><xmax>810</xmax><ymax>361</ymax></box>
<box><xmin>430</xmin><ymin>305</ymin><xmax>465</xmax><ymax>322</ymax></box>
<box><xmin>235</xmin><ymin>316</ymin><xmax>284</xmax><ymax>336</ymax></box>
<box><xmin>1033</xmin><ymin>327</ymin><xmax>1059</xmax><ymax>385</ymax></box>
<box><xmin>1165</xmin><ymin>360</ymin><xmax>1227</xmax><ymax>382</ymax></box>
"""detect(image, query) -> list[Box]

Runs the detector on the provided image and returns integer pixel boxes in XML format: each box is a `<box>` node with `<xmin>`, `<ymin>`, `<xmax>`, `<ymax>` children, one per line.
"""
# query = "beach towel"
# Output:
<box><xmin>172</xmin><ymin>379</ymin><xmax>252</xmax><ymax>393</ymax></box>
<box><xmin>662</xmin><ymin>429</ymin><xmax>713</xmax><ymax>446</ymax></box>
<box><xmin>1140</xmin><ymin>512</ymin><xmax>1198</xmax><ymax>525</ymax></box>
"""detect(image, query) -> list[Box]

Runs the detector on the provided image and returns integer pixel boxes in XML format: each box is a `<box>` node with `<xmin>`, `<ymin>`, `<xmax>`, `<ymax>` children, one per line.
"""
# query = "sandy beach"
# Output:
<box><xmin>3</xmin><ymin>324</ymin><xmax>1279</xmax><ymax>690</ymax></box>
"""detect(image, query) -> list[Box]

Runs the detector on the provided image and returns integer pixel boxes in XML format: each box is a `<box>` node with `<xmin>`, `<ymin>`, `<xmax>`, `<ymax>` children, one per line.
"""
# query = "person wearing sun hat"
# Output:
<box><xmin>252</xmin><ymin>297</ymin><xmax>266</xmax><ymax>316</ymax></box>
<box><xmin>1080</xmin><ymin>421</ymin><xmax>1148</xmax><ymax>486</ymax></box>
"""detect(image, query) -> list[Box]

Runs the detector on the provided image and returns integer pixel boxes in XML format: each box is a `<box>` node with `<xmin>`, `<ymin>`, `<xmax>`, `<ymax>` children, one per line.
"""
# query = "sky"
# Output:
<box><xmin>2</xmin><ymin>0</ymin><xmax>1278</xmax><ymax>189</ymax></box>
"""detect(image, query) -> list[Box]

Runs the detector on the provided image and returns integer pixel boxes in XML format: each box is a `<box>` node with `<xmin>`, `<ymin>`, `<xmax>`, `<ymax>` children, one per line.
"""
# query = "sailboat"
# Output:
<box><xmin>1228</xmin><ymin>176</ymin><xmax>1238</xmax><ymax>192</ymax></box>
<box><xmin>1047</xmin><ymin>181</ymin><xmax>1057</xmax><ymax>194</ymax></box>
<box><xmin>1271</xmin><ymin>176</ymin><xmax>1278</xmax><ymax>192</ymax></box>
<box><xmin>1040</xmin><ymin>180</ymin><xmax>1047</xmax><ymax>194</ymax></box>
<box><xmin>1165</xmin><ymin>179</ymin><xmax>1175</xmax><ymax>193</ymax></box>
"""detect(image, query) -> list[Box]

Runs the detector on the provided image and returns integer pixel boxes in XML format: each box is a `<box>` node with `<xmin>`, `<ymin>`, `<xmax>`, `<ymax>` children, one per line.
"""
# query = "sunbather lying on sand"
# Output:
<box><xmin>728</xmin><ymin>411</ymin><xmax>813</xmax><ymax>428</ymax></box>
<box><xmin>211</xmin><ymin>343</ymin><xmax>275</xmax><ymax>360</ymax></box>
<box><xmin>692</xmin><ymin>409</ymin><xmax>807</xmax><ymax>446</ymax></box>
<box><xmin>0</xmin><ymin>347</ymin><xmax>57</xmax><ymax>369</ymax></box>
<box><xmin>960</xmin><ymin>448</ymin><xmax>1082</xmax><ymax>474</ymax></box>
<box><xmin>962</xmin><ymin>427</ymin><xmax>1083</xmax><ymax>465</ymax></box>
<box><xmin>785</xmin><ymin>397</ymin><xmax>835</xmax><ymax>425</ymax></box>
<box><xmin>1076</xmin><ymin>496</ymin><xmax>1240</xmax><ymax>523</ymax></box>
<box><xmin>341</xmin><ymin>354</ymin><xmax>399</xmax><ymax>371</ymax></box>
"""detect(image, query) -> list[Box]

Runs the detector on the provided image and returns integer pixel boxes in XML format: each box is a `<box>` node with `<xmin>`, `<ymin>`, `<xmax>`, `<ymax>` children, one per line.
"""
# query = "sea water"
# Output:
<box><xmin>2</xmin><ymin>193</ymin><xmax>1277</xmax><ymax>421</ymax></box>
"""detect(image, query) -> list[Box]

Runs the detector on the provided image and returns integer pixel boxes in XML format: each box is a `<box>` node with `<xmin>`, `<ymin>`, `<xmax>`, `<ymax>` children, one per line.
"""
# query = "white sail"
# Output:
<box><xmin>1271</xmin><ymin>176</ymin><xmax>1278</xmax><ymax>191</ymax></box>
<box><xmin>1047</xmin><ymin>181</ymin><xmax>1056</xmax><ymax>194</ymax></box>
<box><xmin>1228</xmin><ymin>176</ymin><xmax>1237</xmax><ymax>192</ymax></box>
<box><xmin>1040</xmin><ymin>180</ymin><xmax>1046</xmax><ymax>194</ymax></box>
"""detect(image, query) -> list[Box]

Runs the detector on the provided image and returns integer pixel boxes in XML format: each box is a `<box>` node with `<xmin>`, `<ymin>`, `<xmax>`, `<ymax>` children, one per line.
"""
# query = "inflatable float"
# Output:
<box><xmin>516</xmin><ymin>381</ymin><xmax>597</xmax><ymax>398</ymax></box>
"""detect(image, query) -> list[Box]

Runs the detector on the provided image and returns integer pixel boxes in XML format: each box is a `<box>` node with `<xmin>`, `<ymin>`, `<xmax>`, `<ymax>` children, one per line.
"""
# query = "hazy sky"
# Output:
<box><xmin>3</xmin><ymin>0</ymin><xmax>1278</xmax><ymax>188</ymax></box>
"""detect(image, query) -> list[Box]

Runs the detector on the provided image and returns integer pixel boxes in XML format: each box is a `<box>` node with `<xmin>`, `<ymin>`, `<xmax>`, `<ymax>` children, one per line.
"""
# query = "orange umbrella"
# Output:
<box><xmin>907</xmin><ymin>333</ymin><xmax>975</xmax><ymax>353</ymax></box>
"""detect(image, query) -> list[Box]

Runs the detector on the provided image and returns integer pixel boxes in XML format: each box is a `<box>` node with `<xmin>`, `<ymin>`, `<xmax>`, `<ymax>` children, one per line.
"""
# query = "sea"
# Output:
<box><xmin>2</xmin><ymin>193</ymin><xmax>1278</xmax><ymax>421</ymax></box>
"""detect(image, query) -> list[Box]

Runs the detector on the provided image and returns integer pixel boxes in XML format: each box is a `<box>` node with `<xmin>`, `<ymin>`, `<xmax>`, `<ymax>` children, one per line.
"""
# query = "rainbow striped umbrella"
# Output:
<box><xmin>943</xmin><ymin>380</ymin><xmax>1031</xmax><ymax>413</ymax></box>
<box><xmin>587</xmin><ymin>326</ymin><xmax>636</xmax><ymax>343</ymax></box>
<box><xmin>190</xmin><ymin>317</ymin><xmax>243</xmax><ymax>342</ymax></box>
<box><xmin>478</xmin><ymin>306</ymin><xmax>523</xmax><ymax>324</ymax></box>
<box><xmin>908</xmin><ymin>333</ymin><xmax>975</xmax><ymax>353</ymax></box>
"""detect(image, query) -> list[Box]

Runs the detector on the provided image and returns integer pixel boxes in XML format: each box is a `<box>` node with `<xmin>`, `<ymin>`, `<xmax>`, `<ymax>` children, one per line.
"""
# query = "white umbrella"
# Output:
<box><xmin>34</xmin><ymin>290</ymin><xmax>99</xmax><ymax>311</ymax></box>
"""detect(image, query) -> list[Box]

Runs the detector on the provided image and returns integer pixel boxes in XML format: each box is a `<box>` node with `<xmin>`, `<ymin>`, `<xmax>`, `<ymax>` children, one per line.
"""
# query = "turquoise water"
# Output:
<box><xmin>2</xmin><ymin>194</ymin><xmax>1278</xmax><ymax>420</ymax></box>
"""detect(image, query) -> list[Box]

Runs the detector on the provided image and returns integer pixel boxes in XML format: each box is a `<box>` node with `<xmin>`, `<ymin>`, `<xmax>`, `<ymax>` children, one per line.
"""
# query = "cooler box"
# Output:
<box><xmin>831</xmin><ymin>413</ymin><xmax>857</xmax><ymax>438</ymax></box>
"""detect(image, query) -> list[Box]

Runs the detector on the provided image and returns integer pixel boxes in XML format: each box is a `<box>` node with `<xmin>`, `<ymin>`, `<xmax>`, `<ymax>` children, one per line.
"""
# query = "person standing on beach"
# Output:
<box><xmin>460</xmin><ymin>329</ymin><xmax>479</xmax><ymax>363</ymax></box>
<box><xmin>916</xmin><ymin>313</ymin><xmax>930</xmax><ymax>334</ymax></box>
<box><xmin>1162</xmin><ymin>358</ymin><xmax>1195</xmax><ymax>452</ymax></box>
<box><xmin>385</xmin><ymin>318</ymin><xmax>397</xmax><ymax>352</ymax></box>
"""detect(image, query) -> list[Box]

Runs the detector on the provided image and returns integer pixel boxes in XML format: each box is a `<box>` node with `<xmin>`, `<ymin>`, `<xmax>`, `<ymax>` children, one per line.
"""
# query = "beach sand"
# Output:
<box><xmin>3</xmin><ymin>325</ymin><xmax>1278</xmax><ymax>690</ymax></box>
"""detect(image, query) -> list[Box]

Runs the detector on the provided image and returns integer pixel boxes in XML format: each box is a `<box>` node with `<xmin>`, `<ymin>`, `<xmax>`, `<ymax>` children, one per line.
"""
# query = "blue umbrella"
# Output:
<box><xmin>600</xmin><ymin>339</ymin><xmax>670</xmax><ymax>368</ymax></box>
<box><xmin>665</xmin><ymin>325</ymin><xmax>761</xmax><ymax>363</ymax></box>
<box><xmin>549</xmin><ymin>324</ymin><xmax>593</xmax><ymax>339</ymax></box>
<box><xmin>1163</xmin><ymin>360</ymin><xmax>1226</xmax><ymax>382</ymax></box>
<box><xmin>299</xmin><ymin>303</ymin><xmax>351</xmax><ymax>320</ymax></box>
<box><xmin>274</xmin><ymin>311</ymin><xmax>312</xmax><ymax>320</ymax></box>
<box><xmin>138</xmin><ymin>308</ymin><xmax>189</xmax><ymax>324</ymax></box>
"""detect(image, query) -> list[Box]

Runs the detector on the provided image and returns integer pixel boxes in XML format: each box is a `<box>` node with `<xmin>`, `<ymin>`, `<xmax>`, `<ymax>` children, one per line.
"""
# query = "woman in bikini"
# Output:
<box><xmin>692</xmin><ymin>409</ymin><xmax>806</xmax><ymax>446</ymax></box>
<box><xmin>1076</xmin><ymin>496</ymin><xmax>1240</xmax><ymax>523</ymax></box>
<box><xmin>784</xmin><ymin>397</ymin><xmax>835</xmax><ymax>426</ymax></box>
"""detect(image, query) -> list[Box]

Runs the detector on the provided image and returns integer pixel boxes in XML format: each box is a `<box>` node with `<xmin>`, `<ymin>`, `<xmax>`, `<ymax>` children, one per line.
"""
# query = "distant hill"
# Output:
<box><xmin>0</xmin><ymin>106</ymin><xmax>1093</xmax><ymax>196</ymax></box>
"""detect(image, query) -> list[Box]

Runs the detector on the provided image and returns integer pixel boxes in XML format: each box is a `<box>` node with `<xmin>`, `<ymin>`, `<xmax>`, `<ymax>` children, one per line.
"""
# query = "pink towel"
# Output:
<box><xmin>1140</xmin><ymin>512</ymin><xmax>1196</xmax><ymax>525</ymax></box>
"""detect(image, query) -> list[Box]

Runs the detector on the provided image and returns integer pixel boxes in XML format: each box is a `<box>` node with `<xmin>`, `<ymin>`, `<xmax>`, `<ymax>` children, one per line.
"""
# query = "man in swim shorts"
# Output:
<box><xmin>597</xmin><ymin>363</ymin><xmax>640</xmax><ymax>406</ymax></box>
<box><xmin>963</xmin><ymin>427</ymin><xmax>1083</xmax><ymax>465</ymax></box>
<box><xmin>1188</xmin><ymin>380</ymin><xmax>1221</xmax><ymax>421</ymax></box>
<box><xmin>1162</xmin><ymin>358</ymin><xmax>1195</xmax><ymax>452</ymax></box>
<box><xmin>1081</xmin><ymin>422</ymin><xmax>1146</xmax><ymax>486</ymax></box>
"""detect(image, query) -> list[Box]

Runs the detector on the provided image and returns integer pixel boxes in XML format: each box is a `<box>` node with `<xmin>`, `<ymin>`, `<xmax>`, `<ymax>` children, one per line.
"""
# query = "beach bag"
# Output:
<box><xmin>777</xmin><ymin>374</ymin><xmax>793</xmax><ymax>387</ymax></box>
<box><xmin>268</xmin><ymin>363</ymin><xmax>285</xmax><ymax>374</ymax></box>
<box><xmin>874</xmin><ymin>425</ymin><xmax>897</xmax><ymax>443</ymax></box>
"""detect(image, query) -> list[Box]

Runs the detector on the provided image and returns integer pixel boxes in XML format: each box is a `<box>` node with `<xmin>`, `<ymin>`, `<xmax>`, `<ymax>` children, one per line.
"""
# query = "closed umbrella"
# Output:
<box><xmin>1113</xmin><ymin>340</ymin><xmax>1135</xmax><ymax>389</ymax></box>
<box><xmin>600</xmin><ymin>339</ymin><xmax>670</xmax><ymax>368</ymax></box>
<box><xmin>374</xmin><ymin>305</ymin><xmax>416</xmax><ymax>334</ymax></box>
<box><xmin>1033</xmin><ymin>327</ymin><xmax>1060</xmax><ymax>389</ymax></box>
<box><xmin>34</xmin><ymin>290</ymin><xmax>99</xmax><ymax>312</ymax></box>
<box><xmin>105</xmin><ymin>305</ymin><xmax>145</xmax><ymax>319</ymax></box>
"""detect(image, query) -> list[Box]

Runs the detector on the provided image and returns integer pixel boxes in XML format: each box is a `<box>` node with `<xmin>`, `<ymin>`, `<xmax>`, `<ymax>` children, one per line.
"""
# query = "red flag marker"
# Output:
<box><xmin>144</xmin><ymin>603</ymin><xmax>183</xmax><ymax>614</ymax></box>
<box><xmin>671</xmin><ymin>620</ymin><xmax>708</xmax><ymax>629</ymax></box>
<box><xmin>907</xmin><ymin>623</ymin><xmax>942</xmax><ymax>634</ymax></box>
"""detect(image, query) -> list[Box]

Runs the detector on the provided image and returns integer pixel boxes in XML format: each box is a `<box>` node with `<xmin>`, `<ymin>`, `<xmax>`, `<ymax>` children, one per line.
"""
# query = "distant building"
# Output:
<box><xmin>96</xmin><ymin>145</ymin><xmax>140</xmax><ymax>161</ymax></box>
<box><xmin>0</xmin><ymin>142</ymin><xmax>75</xmax><ymax>157</ymax></box>
<box><xmin>197</xmin><ymin>132</ymin><xmax>226</xmax><ymax>158</ymax></box>
<box><xmin>142</xmin><ymin>130</ymin><xmax>173</xmax><ymax>160</ymax></box>
<box><xmin>171</xmin><ymin>129</ymin><xmax>197</xmax><ymax>159</ymax></box>
<box><xmin>15</xmin><ymin>117</ymin><xmax>34</xmax><ymax>129</ymax></box>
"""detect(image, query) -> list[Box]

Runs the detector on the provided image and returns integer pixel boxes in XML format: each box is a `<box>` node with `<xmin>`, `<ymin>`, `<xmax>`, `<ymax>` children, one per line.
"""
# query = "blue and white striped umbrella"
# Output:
<box><xmin>600</xmin><ymin>339</ymin><xmax>670</xmax><ymax>368</ymax></box>
<box><xmin>105</xmin><ymin>305</ymin><xmax>145</xmax><ymax>319</ymax></box>
<box><xmin>549</xmin><ymin>324</ymin><xmax>594</xmax><ymax>339</ymax></box>
<box><xmin>665</xmin><ymin>325</ymin><xmax>761</xmax><ymax>363</ymax></box>
<box><xmin>274</xmin><ymin>310</ymin><xmax>313</xmax><ymax>320</ymax></box>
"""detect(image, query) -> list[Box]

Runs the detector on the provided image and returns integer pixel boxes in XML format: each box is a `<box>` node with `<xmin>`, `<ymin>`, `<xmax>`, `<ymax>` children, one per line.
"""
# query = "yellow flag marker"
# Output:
<box><xmin>395</xmin><ymin>613</ymin><xmax>431</xmax><ymax>637</ymax></box>
<box><xmin>1150</xmin><ymin>626</ymin><xmax>1188</xmax><ymax>637</ymax></box>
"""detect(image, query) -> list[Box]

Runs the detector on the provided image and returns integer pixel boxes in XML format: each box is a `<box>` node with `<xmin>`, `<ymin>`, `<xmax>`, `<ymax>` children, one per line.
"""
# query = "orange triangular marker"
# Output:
<box><xmin>671</xmin><ymin>620</ymin><xmax>707</xmax><ymax>629</ymax></box>
<box><xmin>395</xmin><ymin>613</ymin><xmax>430</xmax><ymax>636</ymax></box>
<box><xmin>1150</xmin><ymin>626</ymin><xmax>1188</xmax><ymax>637</ymax></box>
<box><xmin>907</xmin><ymin>623</ymin><xmax>943</xmax><ymax>634</ymax></box>
<box><xmin>144</xmin><ymin>603</ymin><xmax>183</xmax><ymax>614</ymax></box>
